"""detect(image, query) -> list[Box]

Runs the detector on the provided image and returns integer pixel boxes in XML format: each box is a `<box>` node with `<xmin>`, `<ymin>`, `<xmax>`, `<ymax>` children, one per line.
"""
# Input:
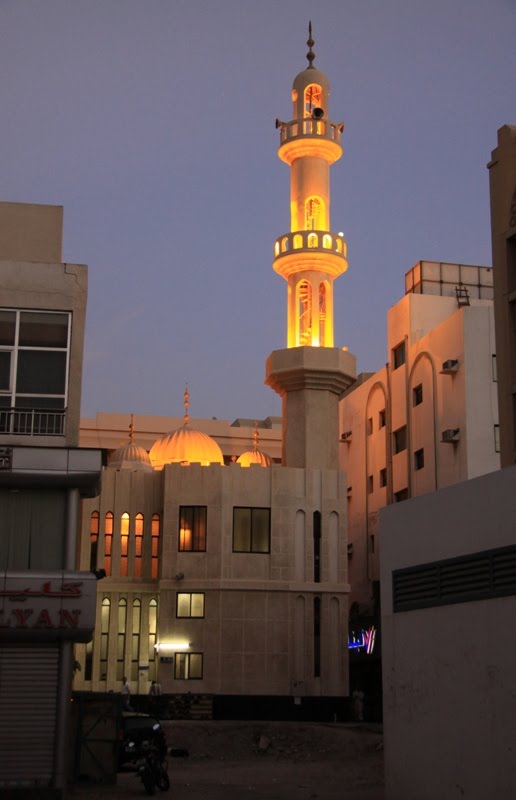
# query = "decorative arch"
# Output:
<box><xmin>319</xmin><ymin>282</ymin><xmax>327</xmax><ymax>347</ymax></box>
<box><xmin>100</xmin><ymin>597</ymin><xmax>111</xmax><ymax>681</ymax></box>
<box><xmin>304</xmin><ymin>83</ymin><xmax>323</xmax><ymax>117</ymax></box>
<box><xmin>408</xmin><ymin>351</ymin><xmax>439</xmax><ymax>492</ymax></box>
<box><xmin>131</xmin><ymin>599</ymin><xmax>141</xmax><ymax>680</ymax></box>
<box><xmin>297</xmin><ymin>280</ymin><xmax>312</xmax><ymax>346</ymax></box>
<box><xmin>104</xmin><ymin>512</ymin><xmax>114</xmax><ymax>577</ymax></box>
<box><xmin>151</xmin><ymin>514</ymin><xmax>160</xmax><ymax>580</ymax></box>
<box><xmin>117</xmin><ymin>599</ymin><xmax>127</xmax><ymax>680</ymax></box>
<box><xmin>134</xmin><ymin>513</ymin><xmax>144</xmax><ymax>578</ymax></box>
<box><xmin>90</xmin><ymin>511</ymin><xmax>99</xmax><ymax>571</ymax></box>
<box><xmin>305</xmin><ymin>196</ymin><xmax>324</xmax><ymax>230</ymax></box>
<box><xmin>293</xmin><ymin>233</ymin><xmax>303</xmax><ymax>249</ymax></box>
<box><xmin>120</xmin><ymin>512</ymin><xmax>130</xmax><ymax>577</ymax></box>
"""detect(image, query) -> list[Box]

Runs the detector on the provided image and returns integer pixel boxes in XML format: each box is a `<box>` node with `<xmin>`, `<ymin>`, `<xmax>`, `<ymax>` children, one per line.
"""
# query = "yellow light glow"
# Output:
<box><xmin>155</xmin><ymin>642</ymin><xmax>190</xmax><ymax>653</ymax></box>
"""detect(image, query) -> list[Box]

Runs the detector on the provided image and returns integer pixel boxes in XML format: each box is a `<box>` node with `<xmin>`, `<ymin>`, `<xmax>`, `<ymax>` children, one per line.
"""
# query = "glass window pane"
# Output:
<box><xmin>252</xmin><ymin>509</ymin><xmax>270</xmax><ymax>552</ymax></box>
<box><xmin>189</xmin><ymin>654</ymin><xmax>203</xmax><ymax>679</ymax></box>
<box><xmin>19</xmin><ymin>312</ymin><xmax>68</xmax><ymax>347</ymax></box>
<box><xmin>17</xmin><ymin>350</ymin><xmax>66</xmax><ymax>394</ymax></box>
<box><xmin>0</xmin><ymin>311</ymin><xmax>16</xmax><ymax>345</ymax></box>
<box><xmin>0</xmin><ymin>351</ymin><xmax>11</xmax><ymax>391</ymax></box>
<box><xmin>177</xmin><ymin>593</ymin><xmax>191</xmax><ymax>617</ymax></box>
<box><xmin>191</xmin><ymin>593</ymin><xmax>205</xmax><ymax>617</ymax></box>
<box><xmin>233</xmin><ymin>508</ymin><xmax>251</xmax><ymax>551</ymax></box>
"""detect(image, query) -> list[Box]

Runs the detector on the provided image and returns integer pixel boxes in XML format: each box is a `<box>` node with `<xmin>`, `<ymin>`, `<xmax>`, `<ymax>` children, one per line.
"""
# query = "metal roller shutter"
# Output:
<box><xmin>0</xmin><ymin>643</ymin><xmax>59</xmax><ymax>785</ymax></box>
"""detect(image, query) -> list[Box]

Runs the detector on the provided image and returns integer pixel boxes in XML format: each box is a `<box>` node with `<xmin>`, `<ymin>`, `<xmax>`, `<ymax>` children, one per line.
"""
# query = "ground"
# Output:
<box><xmin>70</xmin><ymin>720</ymin><xmax>385</xmax><ymax>799</ymax></box>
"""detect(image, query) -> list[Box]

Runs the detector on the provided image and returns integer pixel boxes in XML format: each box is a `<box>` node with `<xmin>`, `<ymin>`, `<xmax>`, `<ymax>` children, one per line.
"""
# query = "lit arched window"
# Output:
<box><xmin>149</xmin><ymin>599</ymin><xmax>158</xmax><ymax>675</ymax></box>
<box><xmin>298</xmin><ymin>281</ymin><xmax>312</xmax><ymax>346</ymax></box>
<box><xmin>90</xmin><ymin>511</ymin><xmax>100</xmax><ymax>571</ymax></box>
<box><xmin>100</xmin><ymin>597</ymin><xmax>111</xmax><ymax>681</ymax></box>
<box><xmin>134</xmin><ymin>513</ymin><xmax>144</xmax><ymax>578</ymax></box>
<box><xmin>274</xmin><ymin>241</ymin><xmax>280</xmax><ymax>257</ymax></box>
<box><xmin>323</xmin><ymin>234</ymin><xmax>332</xmax><ymax>249</ymax></box>
<box><xmin>319</xmin><ymin>283</ymin><xmax>327</xmax><ymax>347</ymax></box>
<box><xmin>305</xmin><ymin>197</ymin><xmax>323</xmax><ymax>231</ymax></box>
<box><xmin>151</xmin><ymin>514</ymin><xmax>160</xmax><ymax>580</ymax></box>
<box><xmin>104</xmin><ymin>513</ymin><xmax>114</xmax><ymax>577</ymax></box>
<box><xmin>304</xmin><ymin>84</ymin><xmax>323</xmax><ymax>117</ymax></box>
<box><xmin>131</xmin><ymin>599</ymin><xmax>141</xmax><ymax>681</ymax></box>
<box><xmin>120</xmin><ymin>512</ymin><xmax>130</xmax><ymax>577</ymax></box>
<box><xmin>281</xmin><ymin>236</ymin><xmax>289</xmax><ymax>252</ymax></box>
<box><xmin>336</xmin><ymin>238</ymin><xmax>343</xmax><ymax>253</ymax></box>
<box><xmin>293</xmin><ymin>234</ymin><xmax>303</xmax><ymax>249</ymax></box>
<box><xmin>307</xmin><ymin>233</ymin><xmax>318</xmax><ymax>248</ymax></box>
<box><xmin>117</xmin><ymin>598</ymin><xmax>127</xmax><ymax>680</ymax></box>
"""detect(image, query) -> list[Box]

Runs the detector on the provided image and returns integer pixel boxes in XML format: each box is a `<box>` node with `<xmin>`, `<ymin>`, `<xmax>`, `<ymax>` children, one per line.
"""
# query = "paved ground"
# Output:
<box><xmin>69</xmin><ymin>720</ymin><xmax>385</xmax><ymax>800</ymax></box>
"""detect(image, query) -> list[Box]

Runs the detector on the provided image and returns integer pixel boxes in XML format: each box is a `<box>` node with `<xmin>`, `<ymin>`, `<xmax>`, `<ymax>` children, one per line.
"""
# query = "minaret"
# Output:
<box><xmin>266</xmin><ymin>25</ymin><xmax>356</xmax><ymax>470</ymax></box>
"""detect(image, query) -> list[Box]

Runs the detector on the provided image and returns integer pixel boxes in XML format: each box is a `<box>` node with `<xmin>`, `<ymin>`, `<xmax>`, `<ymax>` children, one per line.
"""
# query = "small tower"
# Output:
<box><xmin>266</xmin><ymin>25</ymin><xmax>356</xmax><ymax>469</ymax></box>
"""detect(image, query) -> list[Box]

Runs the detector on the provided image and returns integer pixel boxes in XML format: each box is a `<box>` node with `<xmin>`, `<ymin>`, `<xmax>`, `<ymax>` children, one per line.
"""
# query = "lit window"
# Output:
<box><xmin>414</xmin><ymin>448</ymin><xmax>425</xmax><ymax>471</ymax></box>
<box><xmin>379</xmin><ymin>409</ymin><xmax>386</xmax><ymax>429</ymax></box>
<box><xmin>120</xmin><ymin>512</ymin><xmax>129</xmax><ymax>577</ymax></box>
<box><xmin>379</xmin><ymin>468</ymin><xmax>387</xmax><ymax>488</ymax></box>
<box><xmin>307</xmin><ymin>232</ymin><xmax>318</xmax><ymax>248</ymax></box>
<box><xmin>90</xmin><ymin>511</ymin><xmax>100</xmax><ymax>571</ymax></box>
<box><xmin>134</xmin><ymin>513</ymin><xmax>143</xmax><ymax>578</ymax></box>
<box><xmin>413</xmin><ymin>384</ymin><xmax>423</xmax><ymax>406</ymax></box>
<box><xmin>104</xmin><ymin>512</ymin><xmax>114</xmax><ymax>577</ymax></box>
<box><xmin>393</xmin><ymin>426</ymin><xmax>407</xmax><ymax>454</ymax></box>
<box><xmin>298</xmin><ymin>281</ymin><xmax>312</xmax><ymax>346</ymax></box>
<box><xmin>179</xmin><ymin>507</ymin><xmax>207</xmax><ymax>552</ymax></box>
<box><xmin>305</xmin><ymin>196</ymin><xmax>323</xmax><ymax>230</ymax></box>
<box><xmin>148</xmin><ymin>598</ymin><xmax>157</xmax><ymax>674</ymax></box>
<box><xmin>174</xmin><ymin>652</ymin><xmax>203</xmax><ymax>680</ymax></box>
<box><xmin>233</xmin><ymin>507</ymin><xmax>270</xmax><ymax>553</ymax></box>
<box><xmin>151</xmin><ymin>514</ymin><xmax>160</xmax><ymax>579</ymax></box>
<box><xmin>304</xmin><ymin>84</ymin><xmax>323</xmax><ymax>117</ymax></box>
<box><xmin>177</xmin><ymin>593</ymin><xmax>205</xmax><ymax>618</ymax></box>
<box><xmin>392</xmin><ymin>341</ymin><xmax>406</xmax><ymax>370</ymax></box>
<box><xmin>100</xmin><ymin>597</ymin><xmax>110</xmax><ymax>680</ymax></box>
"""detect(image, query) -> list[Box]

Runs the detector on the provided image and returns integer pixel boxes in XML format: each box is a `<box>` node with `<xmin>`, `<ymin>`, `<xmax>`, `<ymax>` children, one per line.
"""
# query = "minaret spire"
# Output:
<box><xmin>183</xmin><ymin>384</ymin><xmax>190</xmax><ymax>426</ymax></box>
<box><xmin>307</xmin><ymin>21</ymin><xmax>315</xmax><ymax>68</ymax></box>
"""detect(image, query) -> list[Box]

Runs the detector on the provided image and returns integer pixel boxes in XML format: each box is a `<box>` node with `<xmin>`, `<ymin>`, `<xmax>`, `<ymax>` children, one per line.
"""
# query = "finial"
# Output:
<box><xmin>129</xmin><ymin>413</ymin><xmax>135</xmax><ymax>442</ymax></box>
<box><xmin>307</xmin><ymin>21</ymin><xmax>315</xmax><ymax>68</ymax></box>
<box><xmin>253</xmin><ymin>421</ymin><xmax>259</xmax><ymax>451</ymax></box>
<box><xmin>183</xmin><ymin>384</ymin><xmax>190</xmax><ymax>426</ymax></box>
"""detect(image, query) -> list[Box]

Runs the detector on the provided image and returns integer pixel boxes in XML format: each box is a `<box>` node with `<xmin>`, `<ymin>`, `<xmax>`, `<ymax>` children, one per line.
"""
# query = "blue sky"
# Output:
<box><xmin>1</xmin><ymin>0</ymin><xmax>515</xmax><ymax>421</ymax></box>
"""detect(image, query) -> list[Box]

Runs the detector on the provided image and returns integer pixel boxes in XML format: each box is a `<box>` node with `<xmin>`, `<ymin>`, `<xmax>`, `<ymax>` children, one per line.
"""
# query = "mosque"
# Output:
<box><xmin>73</xmin><ymin>28</ymin><xmax>357</xmax><ymax>717</ymax></box>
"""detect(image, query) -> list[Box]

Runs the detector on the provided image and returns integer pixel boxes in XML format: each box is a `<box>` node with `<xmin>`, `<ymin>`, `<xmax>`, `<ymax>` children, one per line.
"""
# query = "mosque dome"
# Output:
<box><xmin>108</xmin><ymin>415</ymin><xmax>153</xmax><ymax>472</ymax></box>
<box><xmin>236</xmin><ymin>425</ymin><xmax>273</xmax><ymax>468</ymax></box>
<box><xmin>149</xmin><ymin>386</ymin><xmax>224</xmax><ymax>469</ymax></box>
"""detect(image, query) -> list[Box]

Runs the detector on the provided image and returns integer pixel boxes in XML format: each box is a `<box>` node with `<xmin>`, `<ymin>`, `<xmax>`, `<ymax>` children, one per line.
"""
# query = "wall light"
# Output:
<box><xmin>154</xmin><ymin>642</ymin><xmax>190</xmax><ymax>653</ymax></box>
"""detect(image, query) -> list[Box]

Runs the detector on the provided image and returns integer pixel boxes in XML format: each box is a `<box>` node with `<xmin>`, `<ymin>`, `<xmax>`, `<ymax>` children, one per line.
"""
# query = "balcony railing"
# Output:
<box><xmin>0</xmin><ymin>407</ymin><xmax>66</xmax><ymax>436</ymax></box>
<box><xmin>274</xmin><ymin>230</ymin><xmax>347</xmax><ymax>259</ymax></box>
<box><xmin>277</xmin><ymin>118</ymin><xmax>343</xmax><ymax>145</ymax></box>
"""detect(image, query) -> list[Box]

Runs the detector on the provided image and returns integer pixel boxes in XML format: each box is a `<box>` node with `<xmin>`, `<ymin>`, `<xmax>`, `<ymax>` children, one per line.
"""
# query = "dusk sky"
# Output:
<box><xmin>2</xmin><ymin>1</ymin><xmax>515</xmax><ymax>423</ymax></box>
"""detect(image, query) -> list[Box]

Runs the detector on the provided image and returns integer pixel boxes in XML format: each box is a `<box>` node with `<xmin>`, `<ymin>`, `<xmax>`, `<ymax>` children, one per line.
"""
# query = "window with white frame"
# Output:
<box><xmin>176</xmin><ymin>593</ymin><xmax>205</xmax><ymax>618</ymax></box>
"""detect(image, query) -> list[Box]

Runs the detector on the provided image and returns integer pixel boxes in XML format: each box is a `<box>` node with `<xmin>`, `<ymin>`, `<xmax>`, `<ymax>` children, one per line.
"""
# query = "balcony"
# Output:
<box><xmin>273</xmin><ymin>230</ymin><xmax>348</xmax><ymax>280</ymax></box>
<box><xmin>0</xmin><ymin>407</ymin><xmax>66</xmax><ymax>437</ymax></box>
<box><xmin>277</xmin><ymin>118</ymin><xmax>343</xmax><ymax>145</ymax></box>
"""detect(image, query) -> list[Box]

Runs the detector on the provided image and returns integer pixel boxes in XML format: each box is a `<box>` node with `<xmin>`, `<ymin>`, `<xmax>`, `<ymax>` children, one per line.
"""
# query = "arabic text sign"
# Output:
<box><xmin>348</xmin><ymin>626</ymin><xmax>377</xmax><ymax>655</ymax></box>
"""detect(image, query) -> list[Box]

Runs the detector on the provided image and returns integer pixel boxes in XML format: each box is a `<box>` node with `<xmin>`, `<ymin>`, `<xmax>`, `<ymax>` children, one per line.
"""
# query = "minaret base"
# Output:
<box><xmin>265</xmin><ymin>347</ymin><xmax>356</xmax><ymax>470</ymax></box>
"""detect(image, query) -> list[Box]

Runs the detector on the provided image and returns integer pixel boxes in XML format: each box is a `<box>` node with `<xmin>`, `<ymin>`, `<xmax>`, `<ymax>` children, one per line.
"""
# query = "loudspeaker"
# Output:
<box><xmin>312</xmin><ymin>107</ymin><xmax>324</xmax><ymax>120</ymax></box>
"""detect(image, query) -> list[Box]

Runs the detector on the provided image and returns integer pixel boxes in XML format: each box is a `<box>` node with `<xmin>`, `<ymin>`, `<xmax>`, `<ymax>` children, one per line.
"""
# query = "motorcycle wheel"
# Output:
<box><xmin>156</xmin><ymin>769</ymin><xmax>170</xmax><ymax>791</ymax></box>
<box><xmin>142</xmin><ymin>771</ymin><xmax>156</xmax><ymax>796</ymax></box>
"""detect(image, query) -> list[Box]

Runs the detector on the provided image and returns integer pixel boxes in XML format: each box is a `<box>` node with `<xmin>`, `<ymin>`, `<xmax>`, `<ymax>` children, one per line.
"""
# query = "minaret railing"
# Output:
<box><xmin>277</xmin><ymin>118</ymin><xmax>343</xmax><ymax>145</ymax></box>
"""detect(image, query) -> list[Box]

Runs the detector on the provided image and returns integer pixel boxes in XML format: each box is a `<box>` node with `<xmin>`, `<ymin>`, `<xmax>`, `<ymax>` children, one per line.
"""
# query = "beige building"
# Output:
<box><xmin>0</xmin><ymin>202</ymin><xmax>101</xmax><ymax>795</ymax></box>
<box><xmin>74</xmin><ymin>33</ymin><xmax>356</xmax><ymax>718</ymax></box>
<box><xmin>340</xmin><ymin>261</ymin><xmax>499</xmax><ymax>612</ymax></box>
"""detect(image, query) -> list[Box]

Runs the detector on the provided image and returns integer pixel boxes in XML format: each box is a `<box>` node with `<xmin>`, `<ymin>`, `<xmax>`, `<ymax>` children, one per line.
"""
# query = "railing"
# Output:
<box><xmin>278</xmin><ymin>118</ymin><xmax>343</xmax><ymax>145</ymax></box>
<box><xmin>274</xmin><ymin>230</ymin><xmax>347</xmax><ymax>259</ymax></box>
<box><xmin>0</xmin><ymin>407</ymin><xmax>66</xmax><ymax>436</ymax></box>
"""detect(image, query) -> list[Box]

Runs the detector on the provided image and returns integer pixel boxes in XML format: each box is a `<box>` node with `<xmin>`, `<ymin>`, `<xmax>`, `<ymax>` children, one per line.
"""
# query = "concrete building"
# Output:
<box><xmin>340</xmin><ymin>261</ymin><xmax>499</xmax><ymax>614</ymax></box>
<box><xmin>74</xmin><ymin>33</ymin><xmax>355</xmax><ymax>718</ymax></box>
<box><xmin>0</xmin><ymin>202</ymin><xmax>101</xmax><ymax>794</ymax></box>
<box><xmin>489</xmin><ymin>124</ymin><xmax>516</xmax><ymax>468</ymax></box>
<box><xmin>379</xmin><ymin>126</ymin><xmax>516</xmax><ymax>799</ymax></box>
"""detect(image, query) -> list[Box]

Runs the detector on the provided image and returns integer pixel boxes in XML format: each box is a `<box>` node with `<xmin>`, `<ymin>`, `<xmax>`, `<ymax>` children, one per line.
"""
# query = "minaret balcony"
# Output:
<box><xmin>273</xmin><ymin>230</ymin><xmax>348</xmax><ymax>280</ymax></box>
<box><xmin>277</xmin><ymin>118</ymin><xmax>343</xmax><ymax>165</ymax></box>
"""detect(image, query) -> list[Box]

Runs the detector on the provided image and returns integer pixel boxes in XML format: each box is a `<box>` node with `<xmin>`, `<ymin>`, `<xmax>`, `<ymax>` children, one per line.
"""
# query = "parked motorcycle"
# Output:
<box><xmin>125</xmin><ymin>730</ymin><xmax>170</xmax><ymax>795</ymax></box>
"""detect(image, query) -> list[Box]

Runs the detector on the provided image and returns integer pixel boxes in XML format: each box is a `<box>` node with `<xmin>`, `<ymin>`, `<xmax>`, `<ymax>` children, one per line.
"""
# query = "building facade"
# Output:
<box><xmin>0</xmin><ymin>202</ymin><xmax>101</xmax><ymax>794</ymax></box>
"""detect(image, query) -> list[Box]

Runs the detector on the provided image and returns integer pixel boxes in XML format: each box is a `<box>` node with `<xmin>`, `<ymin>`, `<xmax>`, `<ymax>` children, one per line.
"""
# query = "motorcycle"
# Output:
<box><xmin>125</xmin><ymin>733</ymin><xmax>170</xmax><ymax>796</ymax></box>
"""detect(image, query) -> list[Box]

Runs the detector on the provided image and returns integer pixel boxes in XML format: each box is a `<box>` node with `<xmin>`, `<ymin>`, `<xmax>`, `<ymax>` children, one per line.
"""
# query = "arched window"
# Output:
<box><xmin>151</xmin><ymin>514</ymin><xmax>160</xmax><ymax>580</ymax></box>
<box><xmin>90</xmin><ymin>511</ymin><xmax>100</xmax><ymax>571</ymax></box>
<box><xmin>293</xmin><ymin>234</ymin><xmax>303</xmax><ymax>249</ymax></box>
<box><xmin>100</xmin><ymin>597</ymin><xmax>111</xmax><ymax>681</ymax></box>
<box><xmin>313</xmin><ymin>511</ymin><xmax>321</xmax><ymax>582</ymax></box>
<box><xmin>281</xmin><ymin>236</ymin><xmax>289</xmax><ymax>252</ymax></box>
<box><xmin>305</xmin><ymin>197</ymin><xmax>323</xmax><ymax>231</ymax></box>
<box><xmin>304</xmin><ymin>84</ymin><xmax>323</xmax><ymax>117</ymax></box>
<box><xmin>307</xmin><ymin>232</ymin><xmax>318</xmax><ymax>249</ymax></box>
<box><xmin>274</xmin><ymin>241</ymin><xmax>280</xmax><ymax>257</ymax></box>
<box><xmin>313</xmin><ymin>596</ymin><xmax>321</xmax><ymax>678</ymax></box>
<box><xmin>104</xmin><ymin>513</ymin><xmax>114</xmax><ymax>577</ymax></box>
<box><xmin>131</xmin><ymin>599</ymin><xmax>141</xmax><ymax>681</ymax></box>
<box><xmin>298</xmin><ymin>281</ymin><xmax>312</xmax><ymax>346</ymax></box>
<box><xmin>134</xmin><ymin>513</ymin><xmax>144</xmax><ymax>578</ymax></box>
<box><xmin>319</xmin><ymin>283</ymin><xmax>327</xmax><ymax>347</ymax></box>
<box><xmin>117</xmin><ymin>599</ymin><xmax>127</xmax><ymax>680</ymax></box>
<box><xmin>149</xmin><ymin>598</ymin><xmax>158</xmax><ymax>679</ymax></box>
<box><xmin>120</xmin><ymin>513</ymin><xmax>130</xmax><ymax>577</ymax></box>
<box><xmin>323</xmin><ymin>234</ymin><xmax>332</xmax><ymax>249</ymax></box>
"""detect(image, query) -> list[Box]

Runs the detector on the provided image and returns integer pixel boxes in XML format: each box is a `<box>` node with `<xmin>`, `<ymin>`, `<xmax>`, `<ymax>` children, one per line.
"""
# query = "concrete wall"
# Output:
<box><xmin>380</xmin><ymin>466</ymin><xmax>516</xmax><ymax>800</ymax></box>
<box><xmin>0</xmin><ymin>201</ymin><xmax>63</xmax><ymax>262</ymax></box>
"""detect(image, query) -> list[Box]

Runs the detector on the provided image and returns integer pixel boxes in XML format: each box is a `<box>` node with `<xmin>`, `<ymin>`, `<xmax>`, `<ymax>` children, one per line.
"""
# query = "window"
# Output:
<box><xmin>413</xmin><ymin>384</ymin><xmax>423</xmax><ymax>406</ymax></box>
<box><xmin>233</xmin><ymin>507</ymin><xmax>270</xmax><ymax>553</ymax></box>
<box><xmin>394</xmin><ymin>488</ymin><xmax>409</xmax><ymax>503</ymax></box>
<box><xmin>305</xmin><ymin>196</ymin><xmax>323</xmax><ymax>230</ymax></box>
<box><xmin>179</xmin><ymin>506</ymin><xmax>207</xmax><ymax>552</ymax></box>
<box><xmin>414</xmin><ymin>448</ymin><xmax>425</xmax><ymax>470</ymax></box>
<box><xmin>313</xmin><ymin>511</ymin><xmax>321</xmax><ymax>582</ymax></box>
<box><xmin>117</xmin><ymin>599</ymin><xmax>127</xmax><ymax>680</ymax></box>
<box><xmin>298</xmin><ymin>281</ymin><xmax>312</xmax><ymax>346</ymax></box>
<box><xmin>131</xmin><ymin>599</ymin><xmax>141</xmax><ymax>681</ymax></box>
<box><xmin>367</xmin><ymin>417</ymin><xmax>373</xmax><ymax>435</ymax></box>
<box><xmin>174</xmin><ymin>652</ymin><xmax>203</xmax><ymax>680</ymax></box>
<box><xmin>492</xmin><ymin>354</ymin><xmax>497</xmax><ymax>382</ymax></box>
<box><xmin>148</xmin><ymin>599</ymin><xmax>157</xmax><ymax>676</ymax></box>
<box><xmin>100</xmin><ymin>597</ymin><xmax>111</xmax><ymax>681</ymax></box>
<box><xmin>90</xmin><ymin>511</ymin><xmax>99</xmax><ymax>571</ymax></box>
<box><xmin>367</xmin><ymin>475</ymin><xmax>374</xmax><ymax>494</ymax></box>
<box><xmin>313</xmin><ymin>597</ymin><xmax>321</xmax><ymax>678</ymax></box>
<box><xmin>494</xmin><ymin>424</ymin><xmax>500</xmax><ymax>453</ymax></box>
<box><xmin>379</xmin><ymin>409</ymin><xmax>386</xmax><ymax>429</ymax></box>
<box><xmin>0</xmin><ymin>309</ymin><xmax>70</xmax><ymax>435</ymax></box>
<box><xmin>392</xmin><ymin>341</ymin><xmax>406</xmax><ymax>370</ymax></box>
<box><xmin>151</xmin><ymin>515</ymin><xmax>160</xmax><ymax>579</ymax></box>
<box><xmin>379</xmin><ymin>468</ymin><xmax>387</xmax><ymax>488</ymax></box>
<box><xmin>393</xmin><ymin>426</ymin><xmax>407</xmax><ymax>454</ymax></box>
<box><xmin>104</xmin><ymin>512</ymin><xmax>114</xmax><ymax>577</ymax></box>
<box><xmin>134</xmin><ymin>513</ymin><xmax>143</xmax><ymax>578</ymax></box>
<box><xmin>120</xmin><ymin>512</ymin><xmax>129</xmax><ymax>577</ymax></box>
<box><xmin>177</xmin><ymin>593</ymin><xmax>205</xmax><ymax>618</ymax></box>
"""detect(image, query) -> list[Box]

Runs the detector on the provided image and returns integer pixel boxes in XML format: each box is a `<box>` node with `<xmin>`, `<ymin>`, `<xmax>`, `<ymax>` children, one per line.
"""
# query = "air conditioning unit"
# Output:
<box><xmin>442</xmin><ymin>428</ymin><xmax>460</xmax><ymax>443</ymax></box>
<box><xmin>341</xmin><ymin>430</ymin><xmax>352</xmax><ymax>441</ymax></box>
<box><xmin>441</xmin><ymin>359</ymin><xmax>459</xmax><ymax>374</ymax></box>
